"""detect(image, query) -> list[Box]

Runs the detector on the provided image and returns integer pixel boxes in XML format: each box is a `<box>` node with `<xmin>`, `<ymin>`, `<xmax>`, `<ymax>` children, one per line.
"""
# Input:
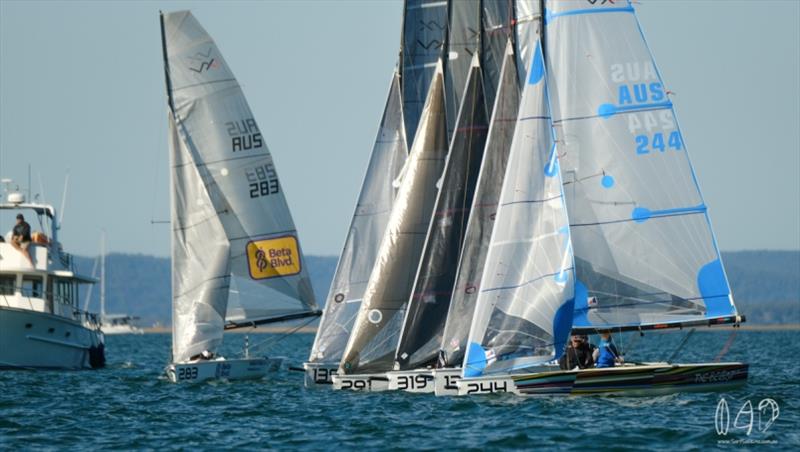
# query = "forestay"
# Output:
<box><xmin>543</xmin><ymin>0</ymin><xmax>737</xmax><ymax>331</ymax></box>
<box><xmin>402</xmin><ymin>0</ymin><xmax>448</xmax><ymax>146</ymax></box>
<box><xmin>308</xmin><ymin>72</ymin><xmax>408</xmax><ymax>364</ymax></box>
<box><xmin>439</xmin><ymin>43</ymin><xmax>520</xmax><ymax>369</ymax></box>
<box><xmin>463</xmin><ymin>41</ymin><xmax>574</xmax><ymax>378</ymax></box>
<box><xmin>340</xmin><ymin>63</ymin><xmax>448</xmax><ymax>374</ymax></box>
<box><xmin>162</xmin><ymin>11</ymin><xmax>318</xmax><ymax>363</ymax></box>
<box><xmin>395</xmin><ymin>57</ymin><xmax>488</xmax><ymax>371</ymax></box>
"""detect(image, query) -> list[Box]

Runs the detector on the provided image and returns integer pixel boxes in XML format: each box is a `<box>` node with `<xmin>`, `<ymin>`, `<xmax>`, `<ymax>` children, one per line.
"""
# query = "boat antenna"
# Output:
<box><xmin>58</xmin><ymin>169</ymin><xmax>70</xmax><ymax>227</ymax></box>
<box><xmin>37</xmin><ymin>172</ymin><xmax>46</xmax><ymax>204</ymax></box>
<box><xmin>27</xmin><ymin>164</ymin><xmax>31</xmax><ymax>202</ymax></box>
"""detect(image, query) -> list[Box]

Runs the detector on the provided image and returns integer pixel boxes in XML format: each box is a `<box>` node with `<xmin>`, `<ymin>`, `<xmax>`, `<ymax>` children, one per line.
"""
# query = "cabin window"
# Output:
<box><xmin>0</xmin><ymin>276</ymin><xmax>15</xmax><ymax>296</ymax></box>
<box><xmin>53</xmin><ymin>279</ymin><xmax>76</xmax><ymax>306</ymax></box>
<box><xmin>21</xmin><ymin>276</ymin><xmax>43</xmax><ymax>298</ymax></box>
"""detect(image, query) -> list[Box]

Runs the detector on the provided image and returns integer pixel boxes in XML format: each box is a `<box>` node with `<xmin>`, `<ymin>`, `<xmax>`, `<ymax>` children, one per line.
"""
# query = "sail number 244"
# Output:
<box><xmin>245</xmin><ymin>163</ymin><xmax>280</xmax><ymax>199</ymax></box>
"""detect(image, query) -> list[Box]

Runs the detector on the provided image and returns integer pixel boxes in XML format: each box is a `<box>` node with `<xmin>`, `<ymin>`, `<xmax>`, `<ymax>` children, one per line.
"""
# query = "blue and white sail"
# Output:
<box><xmin>462</xmin><ymin>42</ymin><xmax>574</xmax><ymax>378</ymax></box>
<box><xmin>308</xmin><ymin>71</ymin><xmax>408</xmax><ymax>365</ymax></box>
<box><xmin>543</xmin><ymin>0</ymin><xmax>737</xmax><ymax>331</ymax></box>
<box><xmin>513</xmin><ymin>0</ymin><xmax>542</xmax><ymax>87</ymax></box>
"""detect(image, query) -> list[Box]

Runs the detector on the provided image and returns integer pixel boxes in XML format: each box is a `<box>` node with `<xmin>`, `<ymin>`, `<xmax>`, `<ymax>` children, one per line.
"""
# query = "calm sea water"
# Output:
<box><xmin>1</xmin><ymin>330</ymin><xmax>797</xmax><ymax>450</ymax></box>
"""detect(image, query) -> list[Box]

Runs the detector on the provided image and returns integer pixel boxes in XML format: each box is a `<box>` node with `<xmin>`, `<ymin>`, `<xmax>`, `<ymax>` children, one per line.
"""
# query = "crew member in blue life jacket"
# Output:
<box><xmin>593</xmin><ymin>331</ymin><xmax>623</xmax><ymax>368</ymax></box>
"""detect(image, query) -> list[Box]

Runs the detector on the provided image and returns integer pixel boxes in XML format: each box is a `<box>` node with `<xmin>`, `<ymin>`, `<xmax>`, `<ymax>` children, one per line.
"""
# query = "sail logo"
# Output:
<box><xmin>246</xmin><ymin>236</ymin><xmax>301</xmax><ymax>280</ymax></box>
<box><xmin>715</xmin><ymin>397</ymin><xmax>779</xmax><ymax>439</ymax></box>
<box><xmin>226</xmin><ymin>118</ymin><xmax>263</xmax><ymax>152</ymax></box>
<box><xmin>187</xmin><ymin>48</ymin><xmax>220</xmax><ymax>73</ymax></box>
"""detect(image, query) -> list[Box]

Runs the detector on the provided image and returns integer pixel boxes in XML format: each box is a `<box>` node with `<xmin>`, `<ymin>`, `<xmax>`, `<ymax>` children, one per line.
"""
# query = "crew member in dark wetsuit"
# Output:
<box><xmin>559</xmin><ymin>334</ymin><xmax>597</xmax><ymax>370</ymax></box>
<box><xmin>10</xmin><ymin>213</ymin><xmax>33</xmax><ymax>266</ymax></box>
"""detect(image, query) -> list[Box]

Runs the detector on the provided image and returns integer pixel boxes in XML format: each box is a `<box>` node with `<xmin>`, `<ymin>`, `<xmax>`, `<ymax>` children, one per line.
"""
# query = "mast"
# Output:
<box><xmin>100</xmin><ymin>230</ymin><xmax>106</xmax><ymax>318</ymax></box>
<box><xmin>159</xmin><ymin>11</ymin><xmax>175</xmax><ymax>114</ymax></box>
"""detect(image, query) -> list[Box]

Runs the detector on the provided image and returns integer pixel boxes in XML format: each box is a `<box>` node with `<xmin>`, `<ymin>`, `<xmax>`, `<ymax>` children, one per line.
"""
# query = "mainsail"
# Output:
<box><xmin>402</xmin><ymin>0</ymin><xmax>448</xmax><ymax>146</ymax></box>
<box><xmin>513</xmin><ymin>0</ymin><xmax>541</xmax><ymax>87</ymax></box>
<box><xmin>395</xmin><ymin>56</ymin><xmax>488</xmax><ymax>370</ymax></box>
<box><xmin>340</xmin><ymin>63</ymin><xmax>448</xmax><ymax>374</ymax></box>
<box><xmin>543</xmin><ymin>0</ymin><xmax>737</xmax><ymax>331</ymax></box>
<box><xmin>161</xmin><ymin>11</ymin><xmax>319</xmax><ymax>363</ymax></box>
<box><xmin>444</xmin><ymin>0</ymin><xmax>480</xmax><ymax>141</ymax></box>
<box><xmin>463</xmin><ymin>41</ymin><xmax>574</xmax><ymax>378</ymax></box>
<box><xmin>308</xmin><ymin>72</ymin><xmax>408</xmax><ymax>364</ymax></box>
<box><xmin>439</xmin><ymin>43</ymin><xmax>520</xmax><ymax>369</ymax></box>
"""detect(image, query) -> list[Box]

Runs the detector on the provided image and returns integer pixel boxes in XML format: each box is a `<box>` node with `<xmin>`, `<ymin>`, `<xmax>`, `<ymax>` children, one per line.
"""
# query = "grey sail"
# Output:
<box><xmin>308</xmin><ymin>71</ymin><xmax>408</xmax><ymax>364</ymax></box>
<box><xmin>542</xmin><ymin>0</ymin><xmax>737</xmax><ymax>331</ymax></box>
<box><xmin>444</xmin><ymin>0</ymin><xmax>480</xmax><ymax>141</ymax></box>
<box><xmin>162</xmin><ymin>11</ymin><xmax>319</xmax><ymax>362</ymax></box>
<box><xmin>514</xmin><ymin>0</ymin><xmax>541</xmax><ymax>87</ymax></box>
<box><xmin>480</xmin><ymin>0</ymin><xmax>514</xmax><ymax>109</ymax></box>
<box><xmin>395</xmin><ymin>57</ymin><xmax>489</xmax><ymax>370</ymax></box>
<box><xmin>402</xmin><ymin>0</ymin><xmax>448</xmax><ymax>146</ymax></box>
<box><xmin>439</xmin><ymin>43</ymin><xmax>520</xmax><ymax>368</ymax></box>
<box><xmin>340</xmin><ymin>63</ymin><xmax>448</xmax><ymax>374</ymax></box>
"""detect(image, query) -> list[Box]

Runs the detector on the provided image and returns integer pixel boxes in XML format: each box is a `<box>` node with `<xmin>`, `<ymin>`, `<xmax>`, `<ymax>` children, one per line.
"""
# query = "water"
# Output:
<box><xmin>1</xmin><ymin>330</ymin><xmax>797</xmax><ymax>450</ymax></box>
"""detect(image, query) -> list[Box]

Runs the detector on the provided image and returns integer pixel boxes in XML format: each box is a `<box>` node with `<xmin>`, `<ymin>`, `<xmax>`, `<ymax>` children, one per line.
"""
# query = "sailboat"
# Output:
<box><xmin>304</xmin><ymin>71</ymin><xmax>408</xmax><ymax>386</ymax></box>
<box><xmin>457</xmin><ymin>0</ymin><xmax>747</xmax><ymax>396</ymax></box>
<box><xmin>159</xmin><ymin>10</ymin><xmax>320</xmax><ymax>383</ymax></box>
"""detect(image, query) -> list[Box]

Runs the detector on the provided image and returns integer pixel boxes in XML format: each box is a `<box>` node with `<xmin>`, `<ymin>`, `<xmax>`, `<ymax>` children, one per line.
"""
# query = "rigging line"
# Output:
<box><xmin>242</xmin><ymin>315</ymin><xmax>318</xmax><ymax>357</ymax></box>
<box><xmin>714</xmin><ymin>328</ymin><xmax>738</xmax><ymax>363</ymax></box>
<box><xmin>569</xmin><ymin>209</ymin><xmax>706</xmax><ymax>228</ymax></box>
<box><xmin>664</xmin><ymin>328</ymin><xmax>695</xmax><ymax>364</ymax></box>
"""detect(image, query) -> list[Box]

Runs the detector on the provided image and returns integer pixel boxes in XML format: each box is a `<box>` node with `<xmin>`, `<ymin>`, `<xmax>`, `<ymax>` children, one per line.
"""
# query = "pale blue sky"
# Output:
<box><xmin>1</xmin><ymin>0</ymin><xmax>798</xmax><ymax>258</ymax></box>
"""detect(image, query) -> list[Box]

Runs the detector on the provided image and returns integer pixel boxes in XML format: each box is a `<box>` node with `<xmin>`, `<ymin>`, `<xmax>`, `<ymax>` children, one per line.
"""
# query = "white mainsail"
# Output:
<box><xmin>543</xmin><ymin>0</ymin><xmax>737</xmax><ymax>331</ymax></box>
<box><xmin>162</xmin><ymin>11</ymin><xmax>318</xmax><ymax>363</ymax></box>
<box><xmin>340</xmin><ymin>62</ymin><xmax>448</xmax><ymax>374</ymax></box>
<box><xmin>513</xmin><ymin>0</ymin><xmax>541</xmax><ymax>87</ymax></box>
<box><xmin>439</xmin><ymin>42</ymin><xmax>520</xmax><ymax>369</ymax></box>
<box><xmin>463</xmin><ymin>40</ymin><xmax>574</xmax><ymax>378</ymax></box>
<box><xmin>308</xmin><ymin>71</ymin><xmax>408</xmax><ymax>364</ymax></box>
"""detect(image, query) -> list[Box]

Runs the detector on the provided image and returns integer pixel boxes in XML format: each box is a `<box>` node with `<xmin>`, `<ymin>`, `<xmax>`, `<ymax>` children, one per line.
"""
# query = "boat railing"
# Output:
<box><xmin>1</xmin><ymin>292</ymin><xmax>101</xmax><ymax>328</ymax></box>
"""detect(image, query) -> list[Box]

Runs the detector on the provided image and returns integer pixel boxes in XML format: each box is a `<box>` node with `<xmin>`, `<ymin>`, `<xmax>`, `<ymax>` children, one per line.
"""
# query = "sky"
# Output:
<box><xmin>0</xmin><ymin>0</ymin><xmax>798</xmax><ymax>258</ymax></box>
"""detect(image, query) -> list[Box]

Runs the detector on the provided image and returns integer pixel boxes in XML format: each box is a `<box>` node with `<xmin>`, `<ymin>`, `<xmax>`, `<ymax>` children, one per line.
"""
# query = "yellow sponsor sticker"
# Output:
<box><xmin>246</xmin><ymin>235</ymin><xmax>302</xmax><ymax>280</ymax></box>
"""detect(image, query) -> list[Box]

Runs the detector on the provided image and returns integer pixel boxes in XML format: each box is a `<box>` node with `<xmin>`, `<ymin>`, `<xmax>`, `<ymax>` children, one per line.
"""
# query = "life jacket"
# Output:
<box><xmin>596</xmin><ymin>339</ymin><xmax>617</xmax><ymax>368</ymax></box>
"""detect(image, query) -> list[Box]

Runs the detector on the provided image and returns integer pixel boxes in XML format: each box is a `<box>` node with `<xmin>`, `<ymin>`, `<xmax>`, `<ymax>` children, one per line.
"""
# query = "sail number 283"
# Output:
<box><xmin>635</xmin><ymin>131</ymin><xmax>682</xmax><ymax>155</ymax></box>
<box><xmin>245</xmin><ymin>163</ymin><xmax>280</xmax><ymax>199</ymax></box>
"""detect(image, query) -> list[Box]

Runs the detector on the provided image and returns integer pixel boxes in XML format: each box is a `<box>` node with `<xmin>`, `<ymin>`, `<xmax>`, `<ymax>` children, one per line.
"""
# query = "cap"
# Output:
<box><xmin>16</xmin><ymin>214</ymin><xmax>23</xmax><ymax>220</ymax></box>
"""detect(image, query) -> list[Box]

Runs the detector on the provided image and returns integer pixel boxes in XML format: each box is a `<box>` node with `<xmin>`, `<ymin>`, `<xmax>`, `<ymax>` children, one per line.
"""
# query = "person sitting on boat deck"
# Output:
<box><xmin>10</xmin><ymin>213</ymin><xmax>34</xmax><ymax>266</ymax></box>
<box><xmin>593</xmin><ymin>331</ymin><xmax>623</xmax><ymax>368</ymax></box>
<box><xmin>191</xmin><ymin>350</ymin><xmax>215</xmax><ymax>361</ymax></box>
<box><xmin>559</xmin><ymin>334</ymin><xmax>597</xmax><ymax>370</ymax></box>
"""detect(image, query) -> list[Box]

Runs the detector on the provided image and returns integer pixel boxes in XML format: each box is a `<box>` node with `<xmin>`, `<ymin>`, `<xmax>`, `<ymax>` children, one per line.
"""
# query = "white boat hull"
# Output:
<box><xmin>386</xmin><ymin>369</ymin><xmax>435</xmax><ymax>393</ymax></box>
<box><xmin>0</xmin><ymin>306</ymin><xmax>105</xmax><ymax>370</ymax></box>
<box><xmin>432</xmin><ymin>368</ymin><xmax>462</xmax><ymax>396</ymax></box>
<box><xmin>166</xmin><ymin>357</ymin><xmax>282</xmax><ymax>383</ymax></box>
<box><xmin>101</xmin><ymin>325</ymin><xmax>144</xmax><ymax>335</ymax></box>
<box><xmin>302</xmin><ymin>362</ymin><xmax>338</xmax><ymax>387</ymax></box>
<box><xmin>332</xmin><ymin>373</ymin><xmax>389</xmax><ymax>392</ymax></box>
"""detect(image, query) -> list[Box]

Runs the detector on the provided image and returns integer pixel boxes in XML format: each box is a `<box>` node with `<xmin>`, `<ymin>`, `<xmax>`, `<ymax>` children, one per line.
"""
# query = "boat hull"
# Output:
<box><xmin>332</xmin><ymin>373</ymin><xmax>390</xmax><ymax>392</ymax></box>
<box><xmin>166</xmin><ymin>357</ymin><xmax>282</xmax><ymax>383</ymax></box>
<box><xmin>0</xmin><ymin>306</ymin><xmax>105</xmax><ymax>370</ymax></box>
<box><xmin>386</xmin><ymin>369</ymin><xmax>435</xmax><ymax>393</ymax></box>
<box><xmin>303</xmin><ymin>362</ymin><xmax>339</xmax><ymax>387</ymax></box>
<box><xmin>457</xmin><ymin>362</ymin><xmax>749</xmax><ymax>396</ymax></box>
<box><xmin>432</xmin><ymin>368</ymin><xmax>462</xmax><ymax>396</ymax></box>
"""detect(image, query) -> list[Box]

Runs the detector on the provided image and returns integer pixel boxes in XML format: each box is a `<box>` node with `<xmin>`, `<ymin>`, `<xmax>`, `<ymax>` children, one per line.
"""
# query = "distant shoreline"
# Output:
<box><xmin>139</xmin><ymin>324</ymin><xmax>800</xmax><ymax>334</ymax></box>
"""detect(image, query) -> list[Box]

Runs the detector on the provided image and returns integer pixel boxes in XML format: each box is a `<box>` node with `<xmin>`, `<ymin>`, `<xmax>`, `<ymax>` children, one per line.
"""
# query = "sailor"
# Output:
<box><xmin>10</xmin><ymin>213</ymin><xmax>33</xmax><ymax>266</ymax></box>
<box><xmin>594</xmin><ymin>331</ymin><xmax>623</xmax><ymax>368</ymax></box>
<box><xmin>190</xmin><ymin>350</ymin><xmax>215</xmax><ymax>361</ymax></box>
<box><xmin>559</xmin><ymin>334</ymin><xmax>597</xmax><ymax>370</ymax></box>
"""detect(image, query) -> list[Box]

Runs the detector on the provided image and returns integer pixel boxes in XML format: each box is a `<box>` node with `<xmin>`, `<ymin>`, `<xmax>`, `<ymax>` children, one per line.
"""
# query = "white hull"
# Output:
<box><xmin>303</xmin><ymin>362</ymin><xmax>338</xmax><ymax>387</ymax></box>
<box><xmin>432</xmin><ymin>368</ymin><xmax>462</xmax><ymax>396</ymax></box>
<box><xmin>0</xmin><ymin>306</ymin><xmax>105</xmax><ymax>370</ymax></box>
<box><xmin>386</xmin><ymin>369</ymin><xmax>435</xmax><ymax>393</ymax></box>
<box><xmin>101</xmin><ymin>324</ymin><xmax>144</xmax><ymax>335</ymax></box>
<box><xmin>166</xmin><ymin>357</ymin><xmax>282</xmax><ymax>383</ymax></box>
<box><xmin>332</xmin><ymin>373</ymin><xmax>389</xmax><ymax>392</ymax></box>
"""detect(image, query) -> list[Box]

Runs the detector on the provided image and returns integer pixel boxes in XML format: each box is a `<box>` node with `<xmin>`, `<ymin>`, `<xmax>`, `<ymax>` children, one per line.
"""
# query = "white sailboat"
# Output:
<box><xmin>89</xmin><ymin>232</ymin><xmax>143</xmax><ymax>335</ymax></box>
<box><xmin>159</xmin><ymin>11</ymin><xmax>320</xmax><ymax>383</ymax></box>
